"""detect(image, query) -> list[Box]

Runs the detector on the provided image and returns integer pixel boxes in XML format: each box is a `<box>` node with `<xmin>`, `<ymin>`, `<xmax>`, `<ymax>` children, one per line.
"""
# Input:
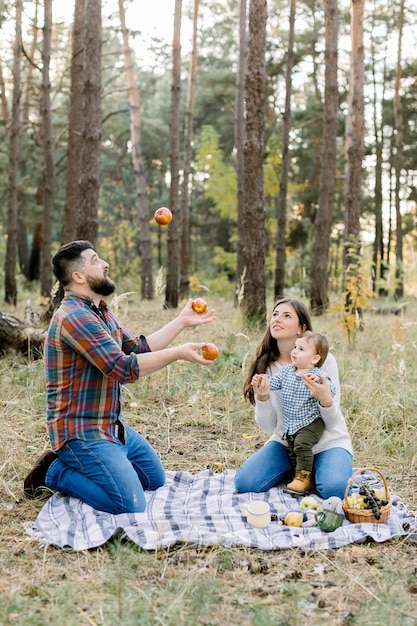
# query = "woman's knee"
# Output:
<box><xmin>234</xmin><ymin>467</ymin><xmax>253</xmax><ymax>493</ymax></box>
<box><xmin>315</xmin><ymin>476</ymin><xmax>347</xmax><ymax>500</ymax></box>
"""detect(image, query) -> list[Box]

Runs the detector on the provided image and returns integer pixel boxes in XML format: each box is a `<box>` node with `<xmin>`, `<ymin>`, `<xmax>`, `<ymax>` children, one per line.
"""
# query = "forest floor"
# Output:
<box><xmin>1</xmin><ymin>293</ymin><xmax>417</xmax><ymax>626</ymax></box>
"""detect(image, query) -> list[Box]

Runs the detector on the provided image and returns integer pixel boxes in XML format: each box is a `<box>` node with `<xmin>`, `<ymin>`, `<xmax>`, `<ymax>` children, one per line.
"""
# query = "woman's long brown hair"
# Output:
<box><xmin>243</xmin><ymin>299</ymin><xmax>313</xmax><ymax>405</ymax></box>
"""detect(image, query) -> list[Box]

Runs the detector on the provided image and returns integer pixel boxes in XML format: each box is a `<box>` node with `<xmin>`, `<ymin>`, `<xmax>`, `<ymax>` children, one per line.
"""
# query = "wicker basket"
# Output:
<box><xmin>342</xmin><ymin>467</ymin><xmax>392</xmax><ymax>524</ymax></box>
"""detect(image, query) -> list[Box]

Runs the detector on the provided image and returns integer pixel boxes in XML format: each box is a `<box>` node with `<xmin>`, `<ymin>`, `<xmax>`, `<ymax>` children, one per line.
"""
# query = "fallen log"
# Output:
<box><xmin>367</xmin><ymin>302</ymin><xmax>408</xmax><ymax>316</ymax></box>
<box><xmin>0</xmin><ymin>283</ymin><xmax>62</xmax><ymax>356</ymax></box>
<box><xmin>0</xmin><ymin>310</ymin><xmax>47</xmax><ymax>355</ymax></box>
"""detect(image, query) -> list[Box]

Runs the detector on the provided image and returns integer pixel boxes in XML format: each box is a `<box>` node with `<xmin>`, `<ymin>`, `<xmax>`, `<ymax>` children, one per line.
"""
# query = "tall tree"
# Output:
<box><xmin>370</xmin><ymin>5</ymin><xmax>387</xmax><ymax>296</ymax></box>
<box><xmin>235</xmin><ymin>0</ymin><xmax>247</xmax><ymax>306</ymax></box>
<box><xmin>179</xmin><ymin>0</ymin><xmax>199</xmax><ymax>299</ymax></box>
<box><xmin>310</xmin><ymin>0</ymin><xmax>339</xmax><ymax>314</ymax></box>
<box><xmin>393</xmin><ymin>0</ymin><xmax>405</xmax><ymax>300</ymax></box>
<box><xmin>4</xmin><ymin>0</ymin><xmax>22</xmax><ymax>305</ymax></box>
<box><xmin>0</xmin><ymin>60</ymin><xmax>9</xmax><ymax>126</ymax></box>
<box><xmin>343</xmin><ymin>0</ymin><xmax>365</xmax><ymax>269</ymax></box>
<box><xmin>77</xmin><ymin>0</ymin><xmax>102</xmax><ymax>245</ymax></box>
<box><xmin>165</xmin><ymin>0</ymin><xmax>182</xmax><ymax>309</ymax></box>
<box><xmin>118</xmin><ymin>0</ymin><xmax>153</xmax><ymax>300</ymax></box>
<box><xmin>21</xmin><ymin>0</ymin><xmax>39</xmax><ymax>128</ymax></box>
<box><xmin>274</xmin><ymin>0</ymin><xmax>295</xmax><ymax>300</ymax></box>
<box><xmin>241</xmin><ymin>0</ymin><xmax>267</xmax><ymax>324</ymax></box>
<box><xmin>61</xmin><ymin>0</ymin><xmax>85</xmax><ymax>244</ymax></box>
<box><xmin>39</xmin><ymin>0</ymin><xmax>54</xmax><ymax>297</ymax></box>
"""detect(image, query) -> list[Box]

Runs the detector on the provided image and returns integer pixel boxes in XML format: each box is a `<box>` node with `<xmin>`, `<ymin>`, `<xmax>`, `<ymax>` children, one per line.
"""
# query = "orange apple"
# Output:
<box><xmin>192</xmin><ymin>297</ymin><xmax>208</xmax><ymax>314</ymax></box>
<box><xmin>154</xmin><ymin>207</ymin><xmax>172</xmax><ymax>225</ymax></box>
<box><xmin>201</xmin><ymin>343</ymin><xmax>219</xmax><ymax>361</ymax></box>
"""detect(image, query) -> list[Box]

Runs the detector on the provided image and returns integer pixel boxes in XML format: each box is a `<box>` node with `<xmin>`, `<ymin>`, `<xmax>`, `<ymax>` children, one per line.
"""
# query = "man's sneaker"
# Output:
<box><xmin>285</xmin><ymin>470</ymin><xmax>313</xmax><ymax>495</ymax></box>
<box><xmin>23</xmin><ymin>451</ymin><xmax>58</xmax><ymax>499</ymax></box>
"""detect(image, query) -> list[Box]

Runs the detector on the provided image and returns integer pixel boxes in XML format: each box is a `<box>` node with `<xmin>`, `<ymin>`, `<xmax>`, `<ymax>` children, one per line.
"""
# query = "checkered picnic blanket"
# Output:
<box><xmin>27</xmin><ymin>469</ymin><xmax>417</xmax><ymax>552</ymax></box>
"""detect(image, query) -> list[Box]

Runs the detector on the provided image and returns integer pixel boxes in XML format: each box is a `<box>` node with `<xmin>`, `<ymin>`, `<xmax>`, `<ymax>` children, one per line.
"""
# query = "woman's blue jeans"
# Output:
<box><xmin>234</xmin><ymin>440</ymin><xmax>353</xmax><ymax>500</ymax></box>
<box><xmin>45</xmin><ymin>425</ymin><xmax>165</xmax><ymax>514</ymax></box>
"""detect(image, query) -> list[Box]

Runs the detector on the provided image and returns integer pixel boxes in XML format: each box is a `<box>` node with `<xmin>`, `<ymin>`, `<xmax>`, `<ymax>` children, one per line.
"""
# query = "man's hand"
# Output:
<box><xmin>177</xmin><ymin>299</ymin><xmax>216</xmax><ymax>328</ymax></box>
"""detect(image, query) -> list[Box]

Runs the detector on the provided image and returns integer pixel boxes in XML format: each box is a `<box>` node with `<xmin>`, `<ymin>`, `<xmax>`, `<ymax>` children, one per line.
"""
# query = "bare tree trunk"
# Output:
<box><xmin>39</xmin><ymin>0</ymin><xmax>54</xmax><ymax>297</ymax></box>
<box><xmin>370</xmin><ymin>17</ymin><xmax>387</xmax><ymax>296</ymax></box>
<box><xmin>4</xmin><ymin>0</ymin><xmax>22</xmax><ymax>305</ymax></box>
<box><xmin>393</xmin><ymin>0</ymin><xmax>405</xmax><ymax>300</ymax></box>
<box><xmin>77</xmin><ymin>0</ymin><xmax>102</xmax><ymax>245</ymax></box>
<box><xmin>0</xmin><ymin>60</ymin><xmax>10</xmax><ymax>125</ymax></box>
<box><xmin>241</xmin><ymin>0</ymin><xmax>267</xmax><ymax>324</ymax></box>
<box><xmin>165</xmin><ymin>0</ymin><xmax>182</xmax><ymax>309</ymax></box>
<box><xmin>274</xmin><ymin>0</ymin><xmax>295</xmax><ymax>300</ymax></box>
<box><xmin>343</xmin><ymin>0</ymin><xmax>365</xmax><ymax>268</ymax></box>
<box><xmin>17</xmin><ymin>219</ymin><xmax>29</xmax><ymax>277</ymax></box>
<box><xmin>61</xmin><ymin>0</ymin><xmax>85</xmax><ymax>244</ymax></box>
<box><xmin>235</xmin><ymin>0</ymin><xmax>247</xmax><ymax>306</ymax></box>
<box><xmin>118</xmin><ymin>0</ymin><xmax>153</xmax><ymax>300</ymax></box>
<box><xmin>21</xmin><ymin>0</ymin><xmax>39</xmax><ymax>128</ymax></box>
<box><xmin>179</xmin><ymin>0</ymin><xmax>199</xmax><ymax>300</ymax></box>
<box><xmin>310</xmin><ymin>0</ymin><xmax>338</xmax><ymax>314</ymax></box>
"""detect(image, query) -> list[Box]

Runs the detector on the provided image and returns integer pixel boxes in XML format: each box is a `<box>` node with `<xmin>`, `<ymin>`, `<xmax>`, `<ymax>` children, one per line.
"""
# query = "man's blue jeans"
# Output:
<box><xmin>234</xmin><ymin>440</ymin><xmax>353</xmax><ymax>499</ymax></box>
<box><xmin>45</xmin><ymin>425</ymin><xmax>165</xmax><ymax>514</ymax></box>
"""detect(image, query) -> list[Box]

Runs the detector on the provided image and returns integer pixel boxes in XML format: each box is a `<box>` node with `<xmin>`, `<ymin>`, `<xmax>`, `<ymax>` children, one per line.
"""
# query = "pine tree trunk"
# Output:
<box><xmin>241</xmin><ymin>0</ymin><xmax>267</xmax><ymax>324</ymax></box>
<box><xmin>165</xmin><ymin>0</ymin><xmax>182</xmax><ymax>309</ymax></box>
<box><xmin>393</xmin><ymin>0</ymin><xmax>405</xmax><ymax>300</ymax></box>
<box><xmin>179</xmin><ymin>0</ymin><xmax>199</xmax><ymax>300</ymax></box>
<box><xmin>61</xmin><ymin>0</ymin><xmax>85</xmax><ymax>244</ymax></box>
<box><xmin>343</xmin><ymin>0</ymin><xmax>365</xmax><ymax>268</ymax></box>
<box><xmin>310</xmin><ymin>0</ymin><xmax>338</xmax><ymax>314</ymax></box>
<box><xmin>4</xmin><ymin>0</ymin><xmax>22</xmax><ymax>305</ymax></box>
<box><xmin>118</xmin><ymin>0</ymin><xmax>153</xmax><ymax>300</ymax></box>
<box><xmin>235</xmin><ymin>0</ymin><xmax>247</xmax><ymax>307</ymax></box>
<box><xmin>39</xmin><ymin>0</ymin><xmax>54</xmax><ymax>297</ymax></box>
<box><xmin>274</xmin><ymin>0</ymin><xmax>295</xmax><ymax>301</ymax></box>
<box><xmin>77</xmin><ymin>0</ymin><xmax>101</xmax><ymax>245</ymax></box>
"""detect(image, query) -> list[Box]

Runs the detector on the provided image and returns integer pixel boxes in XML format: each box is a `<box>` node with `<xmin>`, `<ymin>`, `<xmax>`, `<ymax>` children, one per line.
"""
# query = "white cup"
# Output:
<box><xmin>242</xmin><ymin>501</ymin><xmax>271</xmax><ymax>528</ymax></box>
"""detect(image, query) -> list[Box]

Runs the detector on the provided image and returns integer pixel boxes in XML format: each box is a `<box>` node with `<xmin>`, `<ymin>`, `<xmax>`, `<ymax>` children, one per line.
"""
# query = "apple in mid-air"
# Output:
<box><xmin>192</xmin><ymin>297</ymin><xmax>208</xmax><ymax>314</ymax></box>
<box><xmin>201</xmin><ymin>343</ymin><xmax>219</xmax><ymax>361</ymax></box>
<box><xmin>154</xmin><ymin>207</ymin><xmax>172</xmax><ymax>225</ymax></box>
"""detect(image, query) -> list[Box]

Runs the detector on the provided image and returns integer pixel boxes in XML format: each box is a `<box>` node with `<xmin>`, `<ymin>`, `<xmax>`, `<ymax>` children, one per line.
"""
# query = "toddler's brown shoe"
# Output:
<box><xmin>286</xmin><ymin>470</ymin><xmax>313</xmax><ymax>494</ymax></box>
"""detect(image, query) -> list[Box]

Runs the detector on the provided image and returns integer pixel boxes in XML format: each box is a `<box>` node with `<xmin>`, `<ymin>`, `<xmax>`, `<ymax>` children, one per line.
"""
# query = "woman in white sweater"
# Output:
<box><xmin>234</xmin><ymin>299</ymin><xmax>353</xmax><ymax>499</ymax></box>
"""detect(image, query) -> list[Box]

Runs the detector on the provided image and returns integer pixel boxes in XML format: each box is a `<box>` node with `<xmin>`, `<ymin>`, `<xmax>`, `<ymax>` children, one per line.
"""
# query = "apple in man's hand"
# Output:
<box><xmin>201</xmin><ymin>343</ymin><xmax>219</xmax><ymax>361</ymax></box>
<box><xmin>154</xmin><ymin>207</ymin><xmax>172</xmax><ymax>225</ymax></box>
<box><xmin>192</xmin><ymin>297</ymin><xmax>208</xmax><ymax>314</ymax></box>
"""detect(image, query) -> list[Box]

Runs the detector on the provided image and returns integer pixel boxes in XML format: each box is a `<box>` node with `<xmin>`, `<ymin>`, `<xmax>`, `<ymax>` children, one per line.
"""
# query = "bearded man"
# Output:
<box><xmin>24</xmin><ymin>240</ymin><xmax>215</xmax><ymax>513</ymax></box>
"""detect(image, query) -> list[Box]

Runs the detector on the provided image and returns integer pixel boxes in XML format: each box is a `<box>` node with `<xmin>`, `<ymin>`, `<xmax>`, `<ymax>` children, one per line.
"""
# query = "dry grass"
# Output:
<box><xmin>1</xmin><ymin>293</ymin><xmax>417</xmax><ymax>625</ymax></box>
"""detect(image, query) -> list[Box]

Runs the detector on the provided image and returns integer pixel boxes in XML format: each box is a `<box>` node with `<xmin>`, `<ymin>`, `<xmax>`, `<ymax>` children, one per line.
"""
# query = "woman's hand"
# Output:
<box><xmin>252</xmin><ymin>373</ymin><xmax>271</xmax><ymax>401</ymax></box>
<box><xmin>302</xmin><ymin>372</ymin><xmax>333</xmax><ymax>408</ymax></box>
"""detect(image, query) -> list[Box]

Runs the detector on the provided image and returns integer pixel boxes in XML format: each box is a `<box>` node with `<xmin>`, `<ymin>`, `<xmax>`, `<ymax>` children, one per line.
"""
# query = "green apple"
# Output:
<box><xmin>300</xmin><ymin>496</ymin><xmax>320</xmax><ymax>511</ymax></box>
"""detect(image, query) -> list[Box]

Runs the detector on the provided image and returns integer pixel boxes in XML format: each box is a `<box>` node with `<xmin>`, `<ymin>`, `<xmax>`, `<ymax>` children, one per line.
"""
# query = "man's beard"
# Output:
<box><xmin>87</xmin><ymin>275</ymin><xmax>116</xmax><ymax>297</ymax></box>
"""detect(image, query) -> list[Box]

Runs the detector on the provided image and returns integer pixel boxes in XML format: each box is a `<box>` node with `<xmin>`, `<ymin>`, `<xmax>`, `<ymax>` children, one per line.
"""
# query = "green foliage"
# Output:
<box><xmin>330</xmin><ymin>241</ymin><xmax>375</xmax><ymax>346</ymax></box>
<box><xmin>194</xmin><ymin>125</ymin><xmax>237</xmax><ymax>221</ymax></box>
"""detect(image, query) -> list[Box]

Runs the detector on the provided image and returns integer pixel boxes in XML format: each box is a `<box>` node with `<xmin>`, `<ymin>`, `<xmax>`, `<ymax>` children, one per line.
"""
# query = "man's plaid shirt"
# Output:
<box><xmin>45</xmin><ymin>292</ymin><xmax>150</xmax><ymax>451</ymax></box>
